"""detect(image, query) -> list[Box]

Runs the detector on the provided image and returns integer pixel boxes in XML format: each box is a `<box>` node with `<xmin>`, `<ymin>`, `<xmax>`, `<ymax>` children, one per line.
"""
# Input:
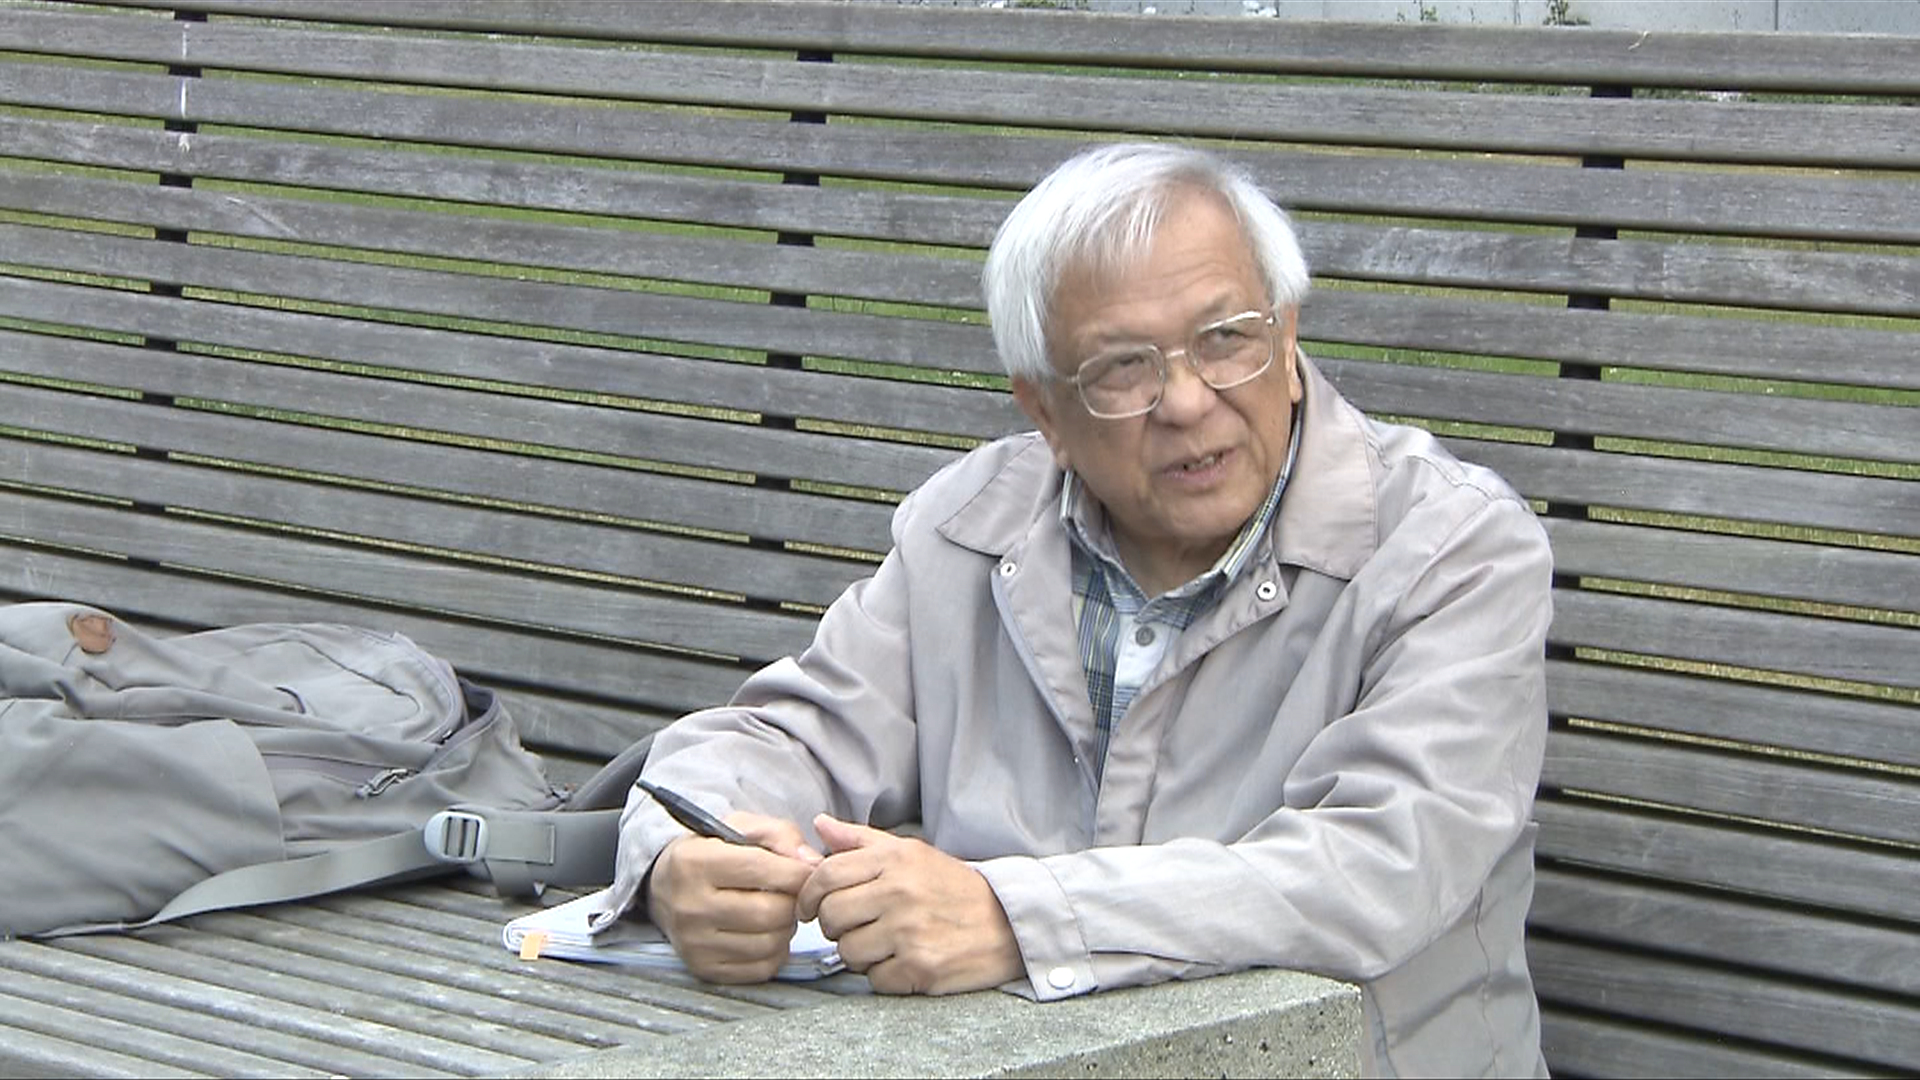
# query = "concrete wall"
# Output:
<box><xmin>943</xmin><ymin>0</ymin><xmax>1920</xmax><ymax>34</ymax></box>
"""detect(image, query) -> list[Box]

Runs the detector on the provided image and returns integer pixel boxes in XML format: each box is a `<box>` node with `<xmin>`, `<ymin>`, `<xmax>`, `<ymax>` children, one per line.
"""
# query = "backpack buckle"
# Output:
<box><xmin>424</xmin><ymin>809</ymin><xmax>489</xmax><ymax>863</ymax></box>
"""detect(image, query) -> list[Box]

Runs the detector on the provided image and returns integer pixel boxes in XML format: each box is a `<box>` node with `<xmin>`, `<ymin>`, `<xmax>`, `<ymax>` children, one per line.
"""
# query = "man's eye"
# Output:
<box><xmin>1090</xmin><ymin>352</ymin><xmax>1153</xmax><ymax>382</ymax></box>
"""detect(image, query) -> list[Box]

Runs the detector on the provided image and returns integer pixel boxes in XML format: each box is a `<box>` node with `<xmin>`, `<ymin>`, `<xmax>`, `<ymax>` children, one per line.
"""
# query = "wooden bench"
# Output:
<box><xmin>1</xmin><ymin>1</ymin><xmax>1916</xmax><ymax>1076</ymax></box>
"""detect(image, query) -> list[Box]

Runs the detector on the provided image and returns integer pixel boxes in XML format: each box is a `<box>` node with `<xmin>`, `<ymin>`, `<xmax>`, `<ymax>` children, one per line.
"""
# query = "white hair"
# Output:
<box><xmin>981</xmin><ymin>143</ymin><xmax>1311</xmax><ymax>383</ymax></box>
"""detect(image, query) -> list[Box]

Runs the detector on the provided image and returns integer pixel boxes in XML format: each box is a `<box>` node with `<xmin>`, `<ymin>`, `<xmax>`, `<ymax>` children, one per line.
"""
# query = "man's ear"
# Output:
<box><xmin>1277</xmin><ymin>307</ymin><xmax>1304</xmax><ymax>404</ymax></box>
<box><xmin>1011</xmin><ymin>377</ymin><xmax>1073</xmax><ymax>472</ymax></box>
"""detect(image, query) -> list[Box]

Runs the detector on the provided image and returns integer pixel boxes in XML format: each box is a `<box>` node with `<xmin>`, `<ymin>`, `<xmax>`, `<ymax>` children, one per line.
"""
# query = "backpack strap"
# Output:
<box><xmin>30</xmin><ymin>732</ymin><xmax>657</xmax><ymax>938</ymax></box>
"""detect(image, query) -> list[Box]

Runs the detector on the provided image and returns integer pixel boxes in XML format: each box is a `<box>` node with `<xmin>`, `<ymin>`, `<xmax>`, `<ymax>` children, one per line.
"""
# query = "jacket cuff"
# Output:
<box><xmin>598</xmin><ymin>794</ymin><xmax>690</xmax><ymax>929</ymax></box>
<box><xmin>974</xmin><ymin>854</ymin><xmax>1096</xmax><ymax>1000</ymax></box>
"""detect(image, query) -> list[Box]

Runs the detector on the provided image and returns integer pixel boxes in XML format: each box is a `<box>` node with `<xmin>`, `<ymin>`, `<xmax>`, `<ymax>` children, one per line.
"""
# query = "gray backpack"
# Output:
<box><xmin>0</xmin><ymin>602</ymin><xmax>645</xmax><ymax>938</ymax></box>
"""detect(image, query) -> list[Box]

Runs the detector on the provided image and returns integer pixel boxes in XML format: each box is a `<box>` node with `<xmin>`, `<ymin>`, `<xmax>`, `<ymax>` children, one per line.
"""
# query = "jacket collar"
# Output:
<box><xmin>939</xmin><ymin>352</ymin><xmax>1379</xmax><ymax>582</ymax></box>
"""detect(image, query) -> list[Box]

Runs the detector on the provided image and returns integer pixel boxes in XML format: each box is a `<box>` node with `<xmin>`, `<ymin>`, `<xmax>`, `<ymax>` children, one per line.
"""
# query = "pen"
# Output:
<box><xmin>638</xmin><ymin>779</ymin><xmax>752</xmax><ymax>845</ymax></box>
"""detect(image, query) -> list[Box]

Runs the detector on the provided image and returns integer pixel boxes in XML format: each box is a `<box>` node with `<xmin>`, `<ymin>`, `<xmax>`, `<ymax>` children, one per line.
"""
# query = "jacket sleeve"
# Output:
<box><xmin>974</xmin><ymin>496</ymin><xmax>1553</xmax><ymax>997</ymax></box>
<box><xmin>603</xmin><ymin>496</ymin><xmax>928</xmax><ymax>922</ymax></box>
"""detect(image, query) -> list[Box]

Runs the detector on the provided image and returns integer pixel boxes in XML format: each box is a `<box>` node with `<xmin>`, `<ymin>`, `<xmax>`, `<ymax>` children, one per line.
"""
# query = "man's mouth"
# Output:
<box><xmin>1171</xmin><ymin>450</ymin><xmax>1225</xmax><ymax>474</ymax></box>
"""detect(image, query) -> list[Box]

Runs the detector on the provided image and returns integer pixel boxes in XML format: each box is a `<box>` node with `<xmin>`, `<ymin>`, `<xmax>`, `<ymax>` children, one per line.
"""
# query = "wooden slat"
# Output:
<box><xmin>0</xmin><ymin>424</ymin><xmax>869</xmax><ymax>605</ymax></box>
<box><xmin>1</xmin><ymin>982</ymin><xmax>334</xmax><ymax>1077</ymax></box>
<box><xmin>0</xmin><ymin>483</ymin><xmax>836</xmax><ymax>656</ymax></box>
<box><xmin>0</xmin><ymin>116</ymin><xmax>1011</xmax><ymax>249</ymax></box>
<box><xmin>1548</xmin><ymin>588</ymin><xmax>1918</xmax><ymax>689</ymax></box>
<box><xmin>1531</xmin><ymin>867</ymin><xmax>1920</xmax><ymax>997</ymax></box>
<box><xmin>227</xmin><ymin>906</ymin><xmax>725</xmax><ymax>1033</ymax></box>
<box><xmin>0</xmin><ymin>371</ymin><xmax>900</xmax><ymax>555</ymax></box>
<box><xmin>1539</xmin><ymin>1009</ymin><xmax>1895</xmax><ymax>1080</ymax></box>
<box><xmin>1529</xmin><ymin>936</ymin><xmax>1920</xmax><ymax>1071</ymax></box>
<box><xmin>1544</xmin><ymin>727</ymin><xmax>1920</xmax><ymax>846</ymax></box>
<box><xmin>113</xmin><ymin>0</ymin><xmax>1920</xmax><ymax>94</ymax></box>
<box><xmin>121</xmin><ymin>924</ymin><xmax>624</xmax><ymax>1061</ymax></box>
<box><xmin>11</xmin><ymin>106</ymin><xmax>1920</xmax><ymax>247</ymax></box>
<box><xmin>0</xmin><ymin>1014</ymin><xmax>212</xmax><ymax>1080</ymax></box>
<box><xmin>1455</xmin><ymin>439</ymin><xmax>1919</xmax><ymax>540</ymax></box>
<box><xmin>0</xmin><ymin>171</ymin><xmax>987</xmax><ymax>309</ymax></box>
<box><xmin>1535</xmin><ymin>799</ymin><xmax>1920</xmax><ymax>923</ymax></box>
<box><xmin>1317</xmin><ymin>355</ymin><xmax>1920</xmax><ymax>466</ymax></box>
<box><xmin>0</xmin><ymin>281</ymin><xmax>1013</xmax><ymax>454</ymax></box>
<box><xmin>11</xmin><ymin>56</ymin><xmax>1920</xmax><ymax>247</ymax></box>
<box><xmin>12</xmin><ymin>171</ymin><xmax>1918</xmax><ymax>322</ymax></box>
<box><xmin>0</xmin><ymin>220</ymin><xmax>1005</xmax><ymax>376</ymax></box>
<box><xmin>1546</xmin><ymin>659</ymin><xmax>1920</xmax><ymax>771</ymax></box>
<box><xmin>11</xmin><ymin>9</ymin><xmax>1920</xmax><ymax>169</ymax></box>
<box><xmin>0</xmin><ymin>338</ymin><xmax>965</xmax><ymax>503</ymax></box>
<box><xmin>1541</xmin><ymin>518</ymin><xmax>1919</xmax><ymax>613</ymax></box>
<box><xmin>0</xmin><ymin>943</ymin><xmax>456</xmax><ymax>1078</ymax></box>
<box><xmin>1304</xmin><ymin>220</ymin><xmax>1920</xmax><ymax>320</ymax></box>
<box><xmin>7</xmin><ymin>253</ymin><xmax>1909</xmax><ymax>473</ymax></box>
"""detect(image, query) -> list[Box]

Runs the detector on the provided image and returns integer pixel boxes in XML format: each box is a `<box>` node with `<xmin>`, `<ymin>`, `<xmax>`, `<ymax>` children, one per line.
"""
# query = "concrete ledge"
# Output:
<box><xmin>516</xmin><ymin>967</ymin><xmax>1361</xmax><ymax>1079</ymax></box>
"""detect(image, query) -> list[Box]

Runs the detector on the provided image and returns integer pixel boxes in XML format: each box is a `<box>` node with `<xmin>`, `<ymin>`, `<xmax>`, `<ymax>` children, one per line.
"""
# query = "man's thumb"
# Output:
<box><xmin>813</xmin><ymin>813</ymin><xmax>885</xmax><ymax>854</ymax></box>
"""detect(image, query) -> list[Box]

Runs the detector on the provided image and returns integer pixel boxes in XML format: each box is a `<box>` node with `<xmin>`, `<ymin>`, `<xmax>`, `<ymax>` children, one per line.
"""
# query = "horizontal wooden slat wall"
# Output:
<box><xmin>1</xmin><ymin>4</ymin><xmax>1914</xmax><ymax>1076</ymax></box>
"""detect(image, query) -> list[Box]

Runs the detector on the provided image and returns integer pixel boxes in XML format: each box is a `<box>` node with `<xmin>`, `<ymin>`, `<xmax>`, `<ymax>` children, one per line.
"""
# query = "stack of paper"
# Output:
<box><xmin>501</xmin><ymin>887</ymin><xmax>845</xmax><ymax>981</ymax></box>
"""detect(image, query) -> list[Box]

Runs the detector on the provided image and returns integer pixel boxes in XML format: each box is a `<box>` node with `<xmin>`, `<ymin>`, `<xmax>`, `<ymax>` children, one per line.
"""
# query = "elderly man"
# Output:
<box><xmin>603</xmin><ymin>143</ymin><xmax>1553</xmax><ymax>1077</ymax></box>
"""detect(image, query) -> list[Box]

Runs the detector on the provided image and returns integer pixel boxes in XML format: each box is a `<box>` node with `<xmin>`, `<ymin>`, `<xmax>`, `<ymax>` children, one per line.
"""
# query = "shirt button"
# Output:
<box><xmin>1133</xmin><ymin>625</ymin><xmax>1156</xmax><ymax>646</ymax></box>
<box><xmin>1000</xmin><ymin>561</ymin><xmax>1017</xmax><ymax>577</ymax></box>
<box><xmin>1047</xmin><ymin>965</ymin><xmax>1076</xmax><ymax>990</ymax></box>
<box><xmin>1256</xmin><ymin>580</ymin><xmax>1279</xmax><ymax>601</ymax></box>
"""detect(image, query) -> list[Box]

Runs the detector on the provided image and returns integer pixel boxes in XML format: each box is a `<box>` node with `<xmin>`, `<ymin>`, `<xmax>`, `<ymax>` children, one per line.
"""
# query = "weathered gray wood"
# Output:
<box><xmin>119</xmin><ymin>925</ymin><xmax>618</xmax><ymax>1062</ymax></box>
<box><xmin>1534</xmin><ymin>799</ymin><xmax>1920</xmax><ymax>923</ymax></box>
<box><xmin>14</xmin><ymin>170</ymin><xmax>1918</xmax><ymax>322</ymax></box>
<box><xmin>1541</xmin><ymin>517</ymin><xmax>1919</xmax><ymax>613</ymax></box>
<box><xmin>1544</xmin><ymin>727</ymin><xmax>1920</xmax><ymax>846</ymax></box>
<box><xmin>0</xmin><ymin>335</ymin><xmax>967</xmax><ymax>503</ymax></box>
<box><xmin>1303</xmin><ymin>220</ymin><xmax>1920</xmax><ymax>320</ymax></box>
<box><xmin>12</xmin><ymin>104</ymin><xmax>1920</xmax><ymax>247</ymax></box>
<box><xmin>1538</xmin><ymin>1009</ymin><xmax>1895</xmax><ymax>1080</ymax></box>
<box><xmin>0</xmin><ymin>943</ymin><xmax>455</xmax><ymax>1078</ymax></box>
<box><xmin>0</xmin><ymin>115</ymin><xmax>1011</xmax><ymax>250</ymax></box>
<box><xmin>1546</xmin><ymin>658</ymin><xmax>1920</xmax><ymax>771</ymax></box>
<box><xmin>108</xmin><ymin>0</ymin><xmax>1920</xmax><ymax>94</ymax></box>
<box><xmin>0</xmin><ymin>980</ymin><xmax>313</xmax><ymax>1079</ymax></box>
<box><xmin>13</xmin><ymin>8</ymin><xmax>1920</xmax><ymax>169</ymax></box>
<box><xmin>1316</xmin><ymin>355</ymin><xmax>1920</xmax><ymax>466</ymax></box>
<box><xmin>6</xmin><ymin>250</ymin><xmax>1907</xmax><ymax>474</ymax></box>
<box><xmin>1528</xmin><ymin>936</ymin><xmax>1920</xmax><ymax>1070</ymax></box>
<box><xmin>0</xmin><ymin>1015</ymin><xmax>210</xmax><ymax>1080</ymax></box>
<box><xmin>0</xmin><ymin>219</ymin><xmax>1007</xmax><ymax>378</ymax></box>
<box><xmin>0</xmin><ymin>426</ymin><xmax>871</xmax><ymax>606</ymax></box>
<box><xmin>232</xmin><ymin>906</ymin><xmax>722</xmax><ymax>1034</ymax></box>
<box><xmin>1455</xmin><ymin>438</ymin><xmax>1920</xmax><ymax>539</ymax></box>
<box><xmin>0</xmin><ymin>170</ymin><xmax>988</xmax><ymax>309</ymax></box>
<box><xmin>1548</xmin><ymin>588</ymin><xmax>1918</xmax><ymax>689</ymax></box>
<box><xmin>1306</xmin><ymin>290</ymin><xmax>1920</xmax><ymax>392</ymax></box>
<box><xmin>0</xmin><ymin>282</ymin><xmax>1012</xmax><ymax>458</ymax></box>
<box><xmin>0</xmin><ymin>360</ymin><xmax>901</xmax><ymax>554</ymax></box>
<box><xmin>1531</xmin><ymin>867</ymin><xmax>1920</xmax><ymax>997</ymax></box>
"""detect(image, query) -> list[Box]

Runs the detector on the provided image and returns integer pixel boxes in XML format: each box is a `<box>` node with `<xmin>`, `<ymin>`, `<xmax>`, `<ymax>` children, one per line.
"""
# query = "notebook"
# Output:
<box><xmin>501</xmin><ymin>887</ymin><xmax>845</xmax><ymax>981</ymax></box>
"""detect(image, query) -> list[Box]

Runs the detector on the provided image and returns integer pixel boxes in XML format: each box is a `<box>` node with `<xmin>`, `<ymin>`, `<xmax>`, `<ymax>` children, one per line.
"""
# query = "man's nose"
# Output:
<box><xmin>1153</xmin><ymin>350</ymin><xmax>1218</xmax><ymax>421</ymax></box>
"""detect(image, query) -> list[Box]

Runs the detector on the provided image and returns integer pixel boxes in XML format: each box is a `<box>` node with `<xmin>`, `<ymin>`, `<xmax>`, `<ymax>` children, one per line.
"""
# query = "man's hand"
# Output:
<box><xmin>647</xmin><ymin>812</ymin><xmax>821</xmax><ymax>984</ymax></box>
<box><xmin>796</xmin><ymin>814</ymin><xmax>1025</xmax><ymax>995</ymax></box>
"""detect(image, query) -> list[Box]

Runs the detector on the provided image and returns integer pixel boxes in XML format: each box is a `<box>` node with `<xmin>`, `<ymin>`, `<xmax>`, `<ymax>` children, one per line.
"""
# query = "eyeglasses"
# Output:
<box><xmin>1057</xmin><ymin>310</ymin><xmax>1277</xmax><ymax>420</ymax></box>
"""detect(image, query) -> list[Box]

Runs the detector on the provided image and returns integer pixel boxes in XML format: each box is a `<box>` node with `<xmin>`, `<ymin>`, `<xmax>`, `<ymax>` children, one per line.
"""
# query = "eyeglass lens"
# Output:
<box><xmin>1074</xmin><ymin>311</ymin><xmax>1274</xmax><ymax>419</ymax></box>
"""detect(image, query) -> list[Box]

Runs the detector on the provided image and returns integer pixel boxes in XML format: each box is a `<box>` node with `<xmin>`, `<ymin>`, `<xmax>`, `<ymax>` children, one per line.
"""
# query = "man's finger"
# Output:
<box><xmin>793</xmin><ymin>848</ymin><xmax>885</xmax><ymax>922</ymax></box>
<box><xmin>812</xmin><ymin>813</ymin><xmax>890</xmax><ymax>854</ymax></box>
<box><xmin>684</xmin><ymin>836</ymin><xmax>815</xmax><ymax>894</ymax></box>
<box><xmin>726</xmin><ymin>811</ymin><xmax>823</xmax><ymax>865</ymax></box>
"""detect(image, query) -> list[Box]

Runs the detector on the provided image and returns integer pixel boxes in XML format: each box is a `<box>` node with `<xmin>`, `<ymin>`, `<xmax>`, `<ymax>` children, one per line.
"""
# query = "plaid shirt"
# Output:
<box><xmin>1064</xmin><ymin>415</ymin><xmax>1301</xmax><ymax>778</ymax></box>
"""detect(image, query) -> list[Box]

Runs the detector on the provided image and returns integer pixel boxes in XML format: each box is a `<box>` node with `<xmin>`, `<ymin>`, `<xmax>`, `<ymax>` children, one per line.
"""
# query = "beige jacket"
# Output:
<box><xmin>610</xmin><ymin>358</ymin><xmax>1553</xmax><ymax>1077</ymax></box>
